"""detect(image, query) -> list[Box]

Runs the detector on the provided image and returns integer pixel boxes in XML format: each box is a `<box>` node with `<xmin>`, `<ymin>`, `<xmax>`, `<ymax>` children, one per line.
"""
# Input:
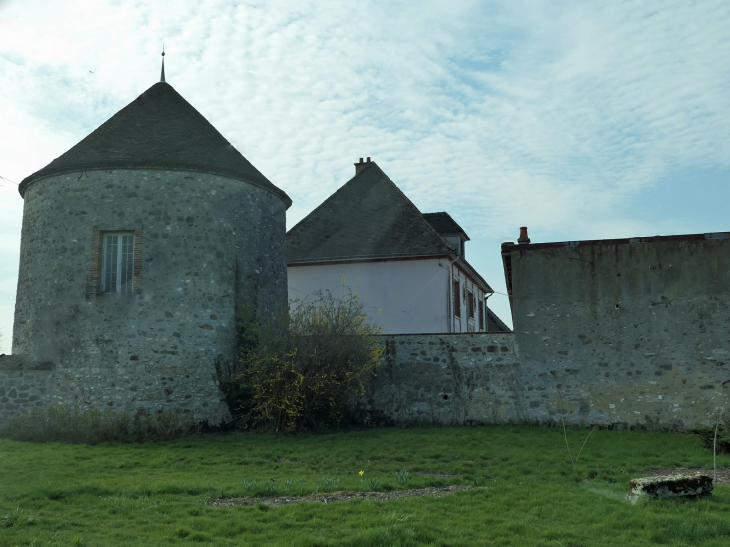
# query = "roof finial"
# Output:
<box><xmin>160</xmin><ymin>43</ymin><xmax>166</xmax><ymax>83</ymax></box>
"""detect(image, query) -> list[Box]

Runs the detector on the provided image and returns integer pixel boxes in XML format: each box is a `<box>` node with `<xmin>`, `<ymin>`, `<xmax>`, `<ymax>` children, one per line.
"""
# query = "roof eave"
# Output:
<box><xmin>19</xmin><ymin>164</ymin><xmax>292</xmax><ymax>208</ymax></box>
<box><xmin>287</xmin><ymin>252</ymin><xmax>454</xmax><ymax>266</ymax></box>
<box><xmin>455</xmin><ymin>256</ymin><xmax>492</xmax><ymax>293</ymax></box>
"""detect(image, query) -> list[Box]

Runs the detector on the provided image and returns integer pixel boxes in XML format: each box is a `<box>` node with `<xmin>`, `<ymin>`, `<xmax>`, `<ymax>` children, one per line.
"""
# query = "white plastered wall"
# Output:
<box><xmin>287</xmin><ymin>259</ymin><xmax>450</xmax><ymax>334</ymax></box>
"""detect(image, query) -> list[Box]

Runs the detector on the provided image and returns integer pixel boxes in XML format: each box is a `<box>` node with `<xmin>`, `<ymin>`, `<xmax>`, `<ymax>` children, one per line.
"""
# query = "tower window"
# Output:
<box><xmin>102</xmin><ymin>233</ymin><xmax>135</xmax><ymax>293</ymax></box>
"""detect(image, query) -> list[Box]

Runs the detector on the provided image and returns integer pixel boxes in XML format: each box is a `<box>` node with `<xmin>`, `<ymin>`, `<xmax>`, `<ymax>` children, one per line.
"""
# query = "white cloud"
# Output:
<box><xmin>1</xmin><ymin>0</ymin><xmax>730</xmax><ymax>338</ymax></box>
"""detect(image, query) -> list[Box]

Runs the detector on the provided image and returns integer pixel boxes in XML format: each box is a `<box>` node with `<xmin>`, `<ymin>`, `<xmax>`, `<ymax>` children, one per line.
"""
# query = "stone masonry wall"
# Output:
<box><xmin>11</xmin><ymin>169</ymin><xmax>288</xmax><ymax>423</ymax></box>
<box><xmin>504</xmin><ymin>235</ymin><xmax>730</xmax><ymax>428</ymax></box>
<box><xmin>361</xmin><ymin>325</ymin><xmax>728</xmax><ymax>428</ymax></box>
<box><xmin>0</xmin><ymin>356</ymin><xmax>53</xmax><ymax>420</ymax></box>
<box><xmin>359</xmin><ymin>333</ymin><xmax>524</xmax><ymax>425</ymax></box>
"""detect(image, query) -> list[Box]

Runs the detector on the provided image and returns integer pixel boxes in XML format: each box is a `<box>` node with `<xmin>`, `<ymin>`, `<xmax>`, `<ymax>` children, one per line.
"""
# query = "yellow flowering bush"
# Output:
<box><xmin>224</xmin><ymin>288</ymin><xmax>383</xmax><ymax>432</ymax></box>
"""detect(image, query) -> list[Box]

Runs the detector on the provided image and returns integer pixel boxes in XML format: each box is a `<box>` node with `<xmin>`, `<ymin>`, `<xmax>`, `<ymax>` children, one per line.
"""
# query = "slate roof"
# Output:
<box><xmin>487</xmin><ymin>308</ymin><xmax>511</xmax><ymax>332</ymax></box>
<box><xmin>286</xmin><ymin>162</ymin><xmax>455</xmax><ymax>263</ymax></box>
<box><xmin>19</xmin><ymin>82</ymin><xmax>291</xmax><ymax>208</ymax></box>
<box><xmin>422</xmin><ymin>212</ymin><xmax>470</xmax><ymax>241</ymax></box>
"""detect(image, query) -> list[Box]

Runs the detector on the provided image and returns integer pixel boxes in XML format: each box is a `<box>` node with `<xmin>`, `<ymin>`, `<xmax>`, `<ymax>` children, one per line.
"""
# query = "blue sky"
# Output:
<box><xmin>1</xmin><ymin>0</ymin><xmax>730</xmax><ymax>353</ymax></box>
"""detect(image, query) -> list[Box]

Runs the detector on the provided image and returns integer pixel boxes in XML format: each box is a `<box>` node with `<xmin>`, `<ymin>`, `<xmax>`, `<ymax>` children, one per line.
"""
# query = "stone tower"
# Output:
<box><xmin>10</xmin><ymin>81</ymin><xmax>291</xmax><ymax>423</ymax></box>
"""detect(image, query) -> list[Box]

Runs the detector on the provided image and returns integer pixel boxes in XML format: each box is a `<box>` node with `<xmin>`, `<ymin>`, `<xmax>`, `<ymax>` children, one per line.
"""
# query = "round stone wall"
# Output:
<box><xmin>12</xmin><ymin>169</ymin><xmax>288</xmax><ymax>423</ymax></box>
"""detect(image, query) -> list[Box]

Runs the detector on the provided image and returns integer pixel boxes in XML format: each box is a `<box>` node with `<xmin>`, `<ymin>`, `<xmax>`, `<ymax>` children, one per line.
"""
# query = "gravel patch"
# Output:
<box><xmin>212</xmin><ymin>485</ymin><xmax>480</xmax><ymax>508</ymax></box>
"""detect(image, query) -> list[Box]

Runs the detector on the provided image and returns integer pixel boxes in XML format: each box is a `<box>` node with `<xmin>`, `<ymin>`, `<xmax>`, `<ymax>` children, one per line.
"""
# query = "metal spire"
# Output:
<box><xmin>160</xmin><ymin>43</ymin><xmax>166</xmax><ymax>82</ymax></box>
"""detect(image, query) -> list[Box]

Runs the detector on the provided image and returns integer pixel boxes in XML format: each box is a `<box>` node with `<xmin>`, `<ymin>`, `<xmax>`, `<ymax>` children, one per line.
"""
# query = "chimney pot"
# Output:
<box><xmin>367</xmin><ymin>157</ymin><xmax>371</xmax><ymax>162</ymax></box>
<box><xmin>355</xmin><ymin>157</ymin><xmax>370</xmax><ymax>175</ymax></box>
<box><xmin>518</xmin><ymin>227</ymin><xmax>531</xmax><ymax>245</ymax></box>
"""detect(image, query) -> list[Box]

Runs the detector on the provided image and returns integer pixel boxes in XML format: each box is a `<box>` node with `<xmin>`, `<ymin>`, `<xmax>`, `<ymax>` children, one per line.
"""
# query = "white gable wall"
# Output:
<box><xmin>288</xmin><ymin>259</ymin><xmax>450</xmax><ymax>334</ymax></box>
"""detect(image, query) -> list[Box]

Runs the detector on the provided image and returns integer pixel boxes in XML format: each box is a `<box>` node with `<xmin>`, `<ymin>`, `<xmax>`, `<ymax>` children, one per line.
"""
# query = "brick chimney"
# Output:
<box><xmin>518</xmin><ymin>226</ymin><xmax>530</xmax><ymax>244</ymax></box>
<box><xmin>355</xmin><ymin>157</ymin><xmax>372</xmax><ymax>175</ymax></box>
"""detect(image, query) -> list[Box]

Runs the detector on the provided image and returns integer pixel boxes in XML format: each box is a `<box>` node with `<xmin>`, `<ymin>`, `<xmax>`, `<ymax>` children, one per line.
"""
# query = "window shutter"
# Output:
<box><xmin>453</xmin><ymin>280</ymin><xmax>461</xmax><ymax>318</ymax></box>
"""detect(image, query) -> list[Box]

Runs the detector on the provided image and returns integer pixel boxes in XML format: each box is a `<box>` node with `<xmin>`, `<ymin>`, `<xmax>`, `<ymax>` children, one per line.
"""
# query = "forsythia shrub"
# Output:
<box><xmin>225</xmin><ymin>289</ymin><xmax>383</xmax><ymax>431</ymax></box>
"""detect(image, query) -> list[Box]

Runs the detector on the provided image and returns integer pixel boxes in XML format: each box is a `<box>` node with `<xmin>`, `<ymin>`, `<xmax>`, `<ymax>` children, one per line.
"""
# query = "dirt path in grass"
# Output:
<box><xmin>648</xmin><ymin>468</ymin><xmax>730</xmax><ymax>485</ymax></box>
<box><xmin>212</xmin><ymin>485</ymin><xmax>480</xmax><ymax>508</ymax></box>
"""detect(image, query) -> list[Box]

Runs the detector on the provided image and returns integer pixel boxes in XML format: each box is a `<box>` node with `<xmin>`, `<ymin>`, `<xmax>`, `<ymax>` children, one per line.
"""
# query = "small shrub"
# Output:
<box><xmin>367</xmin><ymin>477</ymin><xmax>381</xmax><ymax>491</ymax></box>
<box><xmin>691</xmin><ymin>417</ymin><xmax>730</xmax><ymax>456</ymax></box>
<box><xmin>223</xmin><ymin>288</ymin><xmax>383</xmax><ymax>432</ymax></box>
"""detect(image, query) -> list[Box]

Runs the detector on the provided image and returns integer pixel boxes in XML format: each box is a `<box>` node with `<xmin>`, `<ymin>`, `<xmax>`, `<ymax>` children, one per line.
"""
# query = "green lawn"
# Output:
<box><xmin>1</xmin><ymin>425</ymin><xmax>729</xmax><ymax>546</ymax></box>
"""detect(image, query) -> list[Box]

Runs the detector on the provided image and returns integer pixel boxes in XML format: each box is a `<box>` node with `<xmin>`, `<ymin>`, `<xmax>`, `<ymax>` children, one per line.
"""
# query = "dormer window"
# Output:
<box><xmin>422</xmin><ymin>212</ymin><xmax>470</xmax><ymax>258</ymax></box>
<box><xmin>443</xmin><ymin>236</ymin><xmax>463</xmax><ymax>255</ymax></box>
<box><xmin>102</xmin><ymin>233</ymin><xmax>135</xmax><ymax>293</ymax></box>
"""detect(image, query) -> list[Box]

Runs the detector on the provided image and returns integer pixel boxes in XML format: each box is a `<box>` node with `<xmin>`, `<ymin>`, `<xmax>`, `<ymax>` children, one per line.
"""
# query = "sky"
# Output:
<box><xmin>1</xmin><ymin>0</ymin><xmax>730</xmax><ymax>353</ymax></box>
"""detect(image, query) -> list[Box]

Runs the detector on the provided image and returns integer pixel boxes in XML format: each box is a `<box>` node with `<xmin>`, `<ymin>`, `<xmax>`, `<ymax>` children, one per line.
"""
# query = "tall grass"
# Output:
<box><xmin>0</xmin><ymin>405</ymin><xmax>198</xmax><ymax>444</ymax></box>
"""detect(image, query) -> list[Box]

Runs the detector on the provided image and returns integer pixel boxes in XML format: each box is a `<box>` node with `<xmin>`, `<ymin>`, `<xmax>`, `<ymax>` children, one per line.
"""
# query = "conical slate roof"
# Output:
<box><xmin>286</xmin><ymin>162</ymin><xmax>455</xmax><ymax>262</ymax></box>
<box><xmin>19</xmin><ymin>82</ymin><xmax>291</xmax><ymax>207</ymax></box>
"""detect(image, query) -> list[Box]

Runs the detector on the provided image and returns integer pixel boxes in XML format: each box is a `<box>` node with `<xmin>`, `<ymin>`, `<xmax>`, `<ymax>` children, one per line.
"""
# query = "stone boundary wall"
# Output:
<box><xmin>358</xmin><ymin>332</ymin><xmax>728</xmax><ymax>428</ymax></box>
<box><xmin>0</xmin><ymin>356</ymin><xmax>54</xmax><ymax>420</ymax></box>
<box><xmin>4</xmin><ymin>331</ymin><xmax>726</xmax><ymax>427</ymax></box>
<box><xmin>357</xmin><ymin>333</ymin><xmax>524</xmax><ymax>425</ymax></box>
<box><xmin>504</xmin><ymin>235</ymin><xmax>730</xmax><ymax>428</ymax></box>
<box><xmin>0</xmin><ymin>353</ymin><xmax>227</xmax><ymax>423</ymax></box>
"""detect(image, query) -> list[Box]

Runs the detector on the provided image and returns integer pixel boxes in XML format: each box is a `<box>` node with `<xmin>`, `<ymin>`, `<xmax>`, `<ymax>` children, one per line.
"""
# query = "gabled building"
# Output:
<box><xmin>286</xmin><ymin>158</ymin><xmax>508</xmax><ymax>334</ymax></box>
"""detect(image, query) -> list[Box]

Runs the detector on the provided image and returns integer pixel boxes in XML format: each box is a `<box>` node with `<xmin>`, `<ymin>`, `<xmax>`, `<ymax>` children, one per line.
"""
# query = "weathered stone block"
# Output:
<box><xmin>628</xmin><ymin>472</ymin><xmax>713</xmax><ymax>499</ymax></box>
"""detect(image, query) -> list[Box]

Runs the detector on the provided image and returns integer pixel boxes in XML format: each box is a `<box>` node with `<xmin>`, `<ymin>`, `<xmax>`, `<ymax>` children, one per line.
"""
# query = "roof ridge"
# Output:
<box><xmin>286</xmin><ymin>161</ymin><xmax>456</xmax><ymax>261</ymax></box>
<box><xmin>285</xmin><ymin>163</ymin><xmax>374</xmax><ymax>235</ymax></box>
<box><xmin>287</xmin><ymin>162</ymin><xmax>456</xmax><ymax>253</ymax></box>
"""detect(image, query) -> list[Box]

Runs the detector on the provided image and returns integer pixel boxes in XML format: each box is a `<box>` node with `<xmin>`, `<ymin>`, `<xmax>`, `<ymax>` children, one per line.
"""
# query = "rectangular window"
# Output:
<box><xmin>467</xmin><ymin>291</ymin><xmax>475</xmax><ymax>319</ymax></box>
<box><xmin>479</xmin><ymin>300</ymin><xmax>485</xmax><ymax>331</ymax></box>
<box><xmin>452</xmin><ymin>280</ymin><xmax>461</xmax><ymax>318</ymax></box>
<box><xmin>102</xmin><ymin>233</ymin><xmax>135</xmax><ymax>293</ymax></box>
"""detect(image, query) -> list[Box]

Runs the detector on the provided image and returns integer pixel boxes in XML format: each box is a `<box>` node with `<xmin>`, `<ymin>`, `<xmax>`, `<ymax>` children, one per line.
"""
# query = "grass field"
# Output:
<box><xmin>1</xmin><ymin>425</ymin><xmax>729</xmax><ymax>546</ymax></box>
